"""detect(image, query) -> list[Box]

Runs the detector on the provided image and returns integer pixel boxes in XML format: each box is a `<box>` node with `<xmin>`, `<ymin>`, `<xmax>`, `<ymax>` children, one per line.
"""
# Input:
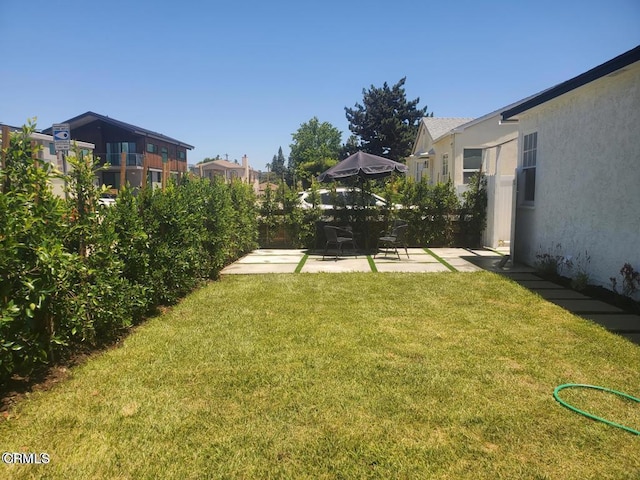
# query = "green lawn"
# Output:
<box><xmin>1</xmin><ymin>273</ymin><xmax>639</xmax><ymax>479</ymax></box>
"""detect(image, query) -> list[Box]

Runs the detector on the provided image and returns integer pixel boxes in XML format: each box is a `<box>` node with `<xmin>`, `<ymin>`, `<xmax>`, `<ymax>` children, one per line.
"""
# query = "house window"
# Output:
<box><xmin>146</xmin><ymin>143</ymin><xmax>158</xmax><ymax>154</ymax></box>
<box><xmin>442</xmin><ymin>154</ymin><xmax>449</xmax><ymax>180</ymax></box>
<box><xmin>102</xmin><ymin>171</ymin><xmax>119</xmax><ymax>190</ymax></box>
<box><xmin>161</xmin><ymin>147</ymin><xmax>168</xmax><ymax>163</ymax></box>
<box><xmin>49</xmin><ymin>142</ymin><xmax>56</xmax><ymax>155</ymax></box>
<box><xmin>522</xmin><ymin>132</ymin><xmax>537</xmax><ymax>203</ymax></box>
<box><xmin>147</xmin><ymin>170</ymin><xmax>162</xmax><ymax>184</ymax></box>
<box><xmin>106</xmin><ymin>142</ymin><xmax>136</xmax><ymax>165</ymax></box>
<box><xmin>178</xmin><ymin>150</ymin><xmax>186</xmax><ymax>160</ymax></box>
<box><xmin>463</xmin><ymin>149</ymin><xmax>483</xmax><ymax>184</ymax></box>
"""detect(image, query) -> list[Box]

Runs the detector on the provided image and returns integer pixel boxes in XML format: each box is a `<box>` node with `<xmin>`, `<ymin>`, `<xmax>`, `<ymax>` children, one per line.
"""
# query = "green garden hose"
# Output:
<box><xmin>553</xmin><ymin>384</ymin><xmax>640</xmax><ymax>435</ymax></box>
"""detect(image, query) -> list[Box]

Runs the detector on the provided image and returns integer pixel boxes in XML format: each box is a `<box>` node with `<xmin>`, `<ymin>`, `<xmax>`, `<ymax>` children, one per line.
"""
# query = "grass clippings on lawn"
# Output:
<box><xmin>1</xmin><ymin>272</ymin><xmax>639</xmax><ymax>479</ymax></box>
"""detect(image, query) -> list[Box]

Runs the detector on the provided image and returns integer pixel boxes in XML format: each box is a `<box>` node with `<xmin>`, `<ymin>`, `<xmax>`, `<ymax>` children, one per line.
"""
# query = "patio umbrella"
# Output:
<box><xmin>317</xmin><ymin>151</ymin><xmax>407</xmax><ymax>183</ymax></box>
<box><xmin>317</xmin><ymin>151</ymin><xmax>407</xmax><ymax>251</ymax></box>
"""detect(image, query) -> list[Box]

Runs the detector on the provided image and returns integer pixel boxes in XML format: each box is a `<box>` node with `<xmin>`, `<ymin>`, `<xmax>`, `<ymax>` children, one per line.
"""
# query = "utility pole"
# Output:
<box><xmin>120</xmin><ymin>151</ymin><xmax>127</xmax><ymax>192</ymax></box>
<box><xmin>1</xmin><ymin>125</ymin><xmax>9</xmax><ymax>170</ymax></box>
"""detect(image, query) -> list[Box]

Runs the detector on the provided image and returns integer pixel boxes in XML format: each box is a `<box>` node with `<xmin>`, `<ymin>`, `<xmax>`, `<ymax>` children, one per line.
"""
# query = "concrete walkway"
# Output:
<box><xmin>221</xmin><ymin>247</ymin><xmax>640</xmax><ymax>346</ymax></box>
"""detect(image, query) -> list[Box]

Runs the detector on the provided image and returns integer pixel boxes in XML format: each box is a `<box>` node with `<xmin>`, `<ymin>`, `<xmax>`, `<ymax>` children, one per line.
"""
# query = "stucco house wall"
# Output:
<box><xmin>449</xmin><ymin>115</ymin><xmax>518</xmax><ymax>196</ymax></box>
<box><xmin>512</xmin><ymin>59</ymin><xmax>640</xmax><ymax>293</ymax></box>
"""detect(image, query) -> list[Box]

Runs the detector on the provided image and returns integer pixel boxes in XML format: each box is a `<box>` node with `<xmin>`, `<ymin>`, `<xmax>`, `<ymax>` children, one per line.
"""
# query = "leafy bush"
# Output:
<box><xmin>258</xmin><ymin>183</ymin><xmax>282</xmax><ymax>247</ymax></box>
<box><xmin>0</xmin><ymin>122</ymin><xmax>259</xmax><ymax>386</ymax></box>
<box><xmin>535</xmin><ymin>243</ymin><xmax>567</xmax><ymax>277</ymax></box>
<box><xmin>610</xmin><ymin>263</ymin><xmax>640</xmax><ymax>299</ymax></box>
<box><xmin>257</xmin><ymin>175</ymin><xmax>487</xmax><ymax>250</ymax></box>
<box><xmin>1</xmin><ymin>122</ymin><xmax>75</xmax><ymax>380</ymax></box>
<box><xmin>459</xmin><ymin>173</ymin><xmax>487</xmax><ymax>248</ymax></box>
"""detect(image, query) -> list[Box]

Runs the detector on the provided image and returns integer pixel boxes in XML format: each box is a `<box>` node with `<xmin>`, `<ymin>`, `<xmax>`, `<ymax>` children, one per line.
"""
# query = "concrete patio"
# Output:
<box><xmin>220</xmin><ymin>247</ymin><xmax>509</xmax><ymax>275</ymax></box>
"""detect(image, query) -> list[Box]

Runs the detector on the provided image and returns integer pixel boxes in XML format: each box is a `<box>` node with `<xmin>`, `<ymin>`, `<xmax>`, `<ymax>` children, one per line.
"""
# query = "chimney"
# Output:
<box><xmin>242</xmin><ymin>155</ymin><xmax>249</xmax><ymax>183</ymax></box>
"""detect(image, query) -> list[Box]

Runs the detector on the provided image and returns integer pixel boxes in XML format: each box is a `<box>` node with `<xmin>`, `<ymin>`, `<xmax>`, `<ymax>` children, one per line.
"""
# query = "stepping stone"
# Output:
<box><xmin>535</xmin><ymin>289</ymin><xmax>590</xmax><ymax>300</ymax></box>
<box><xmin>517</xmin><ymin>280</ymin><xmax>563</xmax><ymax>289</ymax></box>
<box><xmin>551</xmin><ymin>299</ymin><xmax>624</xmax><ymax>313</ymax></box>
<box><xmin>581</xmin><ymin>314</ymin><xmax>640</xmax><ymax>332</ymax></box>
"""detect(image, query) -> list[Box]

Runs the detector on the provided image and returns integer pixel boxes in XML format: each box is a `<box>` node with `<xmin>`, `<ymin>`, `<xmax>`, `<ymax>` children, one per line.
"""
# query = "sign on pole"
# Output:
<box><xmin>52</xmin><ymin>123</ymin><xmax>70</xmax><ymax>151</ymax></box>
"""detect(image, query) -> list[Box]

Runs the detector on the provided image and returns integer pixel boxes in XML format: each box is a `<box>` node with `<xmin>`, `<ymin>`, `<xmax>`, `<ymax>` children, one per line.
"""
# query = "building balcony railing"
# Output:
<box><xmin>100</xmin><ymin>153</ymin><xmax>145</xmax><ymax>167</ymax></box>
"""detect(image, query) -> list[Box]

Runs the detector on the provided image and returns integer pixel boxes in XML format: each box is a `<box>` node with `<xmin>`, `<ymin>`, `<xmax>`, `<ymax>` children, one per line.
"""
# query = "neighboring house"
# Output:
<box><xmin>407</xmin><ymin>112</ymin><xmax>520</xmax><ymax>248</ymax></box>
<box><xmin>258</xmin><ymin>182</ymin><xmax>279</xmax><ymax>196</ymax></box>
<box><xmin>407</xmin><ymin>117</ymin><xmax>473</xmax><ymax>187</ymax></box>
<box><xmin>1</xmin><ymin>123</ymin><xmax>94</xmax><ymax>198</ymax></box>
<box><xmin>43</xmin><ymin>111</ymin><xmax>194</xmax><ymax>191</ymax></box>
<box><xmin>197</xmin><ymin>155</ymin><xmax>260</xmax><ymax>193</ymax></box>
<box><xmin>502</xmin><ymin>45</ymin><xmax>640</xmax><ymax>295</ymax></box>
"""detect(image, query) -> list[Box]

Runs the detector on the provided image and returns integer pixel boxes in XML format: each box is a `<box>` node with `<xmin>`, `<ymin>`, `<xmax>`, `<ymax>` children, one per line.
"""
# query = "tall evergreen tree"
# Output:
<box><xmin>344</xmin><ymin>77</ymin><xmax>430</xmax><ymax>162</ymax></box>
<box><xmin>271</xmin><ymin>146</ymin><xmax>286</xmax><ymax>178</ymax></box>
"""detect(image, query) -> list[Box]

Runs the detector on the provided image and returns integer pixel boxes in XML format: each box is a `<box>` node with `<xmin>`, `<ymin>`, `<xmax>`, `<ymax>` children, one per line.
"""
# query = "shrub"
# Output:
<box><xmin>535</xmin><ymin>243</ymin><xmax>567</xmax><ymax>277</ymax></box>
<box><xmin>459</xmin><ymin>173</ymin><xmax>487</xmax><ymax>248</ymax></box>
<box><xmin>258</xmin><ymin>183</ymin><xmax>281</xmax><ymax>246</ymax></box>
<box><xmin>1</xmin><ymin>121</ymin><xmax>260</xmax><ymax>385</ymax></box>
<box><xmin>228</xmin><ymin>179</ymin><xmax>259</xmax><ymax>258</ymax></box>
<box><xmin>1</xmin><ymin>122</ymin><xmax>75</xmax><ymax>381</ymax></box>
<box><xmin>610</xmin><ymin>263</ymin><xmax>640</xmax><ymax>299</ymax></box>
<box><xmin>569</xmin><ymin>251</ymin><xmax>591</xmax><ymax>291</ymax></box>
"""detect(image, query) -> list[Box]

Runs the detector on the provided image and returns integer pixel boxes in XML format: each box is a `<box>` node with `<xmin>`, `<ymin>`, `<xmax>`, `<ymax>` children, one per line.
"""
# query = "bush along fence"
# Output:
<box><xmin>0</xmin><ymin>123</ymin><xmax>258</xmax><ymax>386</ymax></box>
<box><xmin>257</xmin><ymin>174</ymin><xmax>488</xmax><ymax>250</ymax></box>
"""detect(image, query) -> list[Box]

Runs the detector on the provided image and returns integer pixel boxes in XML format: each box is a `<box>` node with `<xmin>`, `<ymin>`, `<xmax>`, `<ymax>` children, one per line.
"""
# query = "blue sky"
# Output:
<box><xmin>1</xmin><ymin>0</ymin><xmax>638</xmax><ymax>171</ymax></box>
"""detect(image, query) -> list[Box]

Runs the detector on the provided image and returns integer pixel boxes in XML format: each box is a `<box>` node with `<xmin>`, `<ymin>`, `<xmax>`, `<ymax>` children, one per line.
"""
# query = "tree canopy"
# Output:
<box><xmin>344</xmin><ymin>77</ymin><xmax>430</xmax><ymax>162</ymax></box>
<box><xmin>289</xmin><ymin>117</ymin><xmax>342</xmax><ymax>187</ymax></box>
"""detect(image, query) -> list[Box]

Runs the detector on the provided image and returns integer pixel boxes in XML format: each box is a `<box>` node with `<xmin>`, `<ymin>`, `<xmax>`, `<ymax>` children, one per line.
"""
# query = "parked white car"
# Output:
<box><xmin>297</xmin><ymin>187</ymin><xmax>397</xmax><ymax>210</ymax></box>
<box><xmin>98</xmin><ymin>194</ymin><xmax>117</xmax><ymax>207</ymax></box>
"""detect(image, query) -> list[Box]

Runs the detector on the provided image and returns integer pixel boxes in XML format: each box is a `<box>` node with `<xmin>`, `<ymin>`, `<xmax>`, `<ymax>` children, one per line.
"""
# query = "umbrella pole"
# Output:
<box><xmin>360</xmin><ymin>176</ymin><xmax>369</xmax><ymax>252</ymax></box>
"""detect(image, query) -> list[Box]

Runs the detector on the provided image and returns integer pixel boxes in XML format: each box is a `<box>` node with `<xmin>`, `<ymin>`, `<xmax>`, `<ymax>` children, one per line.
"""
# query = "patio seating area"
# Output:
<box><xmin>221</xmin><ymin>247</ymin><xmax>510</xmax><ymax>274</ymax></box>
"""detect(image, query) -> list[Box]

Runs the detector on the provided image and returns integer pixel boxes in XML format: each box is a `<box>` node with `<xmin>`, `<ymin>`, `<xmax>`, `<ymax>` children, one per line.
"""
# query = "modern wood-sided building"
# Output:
<box><xmin>43</xmin><ymin>112</ymin><xmax>194</xmax><ymax>191</ymax></box>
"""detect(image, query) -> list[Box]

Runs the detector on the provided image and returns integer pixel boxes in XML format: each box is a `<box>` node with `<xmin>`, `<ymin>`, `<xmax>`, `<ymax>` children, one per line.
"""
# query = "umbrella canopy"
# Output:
<box><xmin>317</xmin><ymin>151</ymin><xmax>408</xmax><ymax>183</ymax></box>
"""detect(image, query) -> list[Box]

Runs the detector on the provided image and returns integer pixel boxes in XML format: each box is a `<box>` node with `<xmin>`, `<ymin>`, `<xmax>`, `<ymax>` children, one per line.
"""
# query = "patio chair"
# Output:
<box><xmin>323</xmin><ymin>225</ymin><xmax>358</xmax><ymax>260</ymax></box>
<box><xmin>375</xmin><ymin>221</ymin><xmax>409</xmax><ymax>260</ymax></box>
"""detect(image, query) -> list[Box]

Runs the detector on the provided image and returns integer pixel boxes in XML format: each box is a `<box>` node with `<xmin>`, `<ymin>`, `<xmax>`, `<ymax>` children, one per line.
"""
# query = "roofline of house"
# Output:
<box><xmin>418</xmin><ymin>117</ymin><xmax>475</xmax><ymax>145</ymax></box>
<box><xmin>501</xmin><ymin>45</ymin><xmax>640</xmax><ymax>121</ymax></box>
<box><xmin>42</xmin><ymin>111</ymin><xmax>195</xmax><ymax>150</ymax></box>
<box><xmin>198</xmin><ymin>159</ymin><xmax>260</xmax><ymax>173</ymax></box>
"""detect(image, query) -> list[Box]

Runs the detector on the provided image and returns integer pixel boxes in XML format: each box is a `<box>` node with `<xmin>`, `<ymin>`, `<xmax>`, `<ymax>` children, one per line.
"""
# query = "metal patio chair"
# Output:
<box><xmin>375</xmin><ymin>221</ymin><xmax>409</xmax><ymax>260</ymax></box>
<box><xmin>322</xmin><ymin>225</ymin><xmax>358</xmax><ymax>260</ymax></box>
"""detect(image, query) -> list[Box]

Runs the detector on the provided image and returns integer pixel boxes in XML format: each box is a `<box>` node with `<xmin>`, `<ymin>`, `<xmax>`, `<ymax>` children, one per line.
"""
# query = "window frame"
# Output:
<box><xmin>462</xmin><ymin>148</ymin><xmax>483</xmax><ymax>184</ymax></box>
<box><xmin>521</xmin><ymin>131</ymin><xmax>537</xmax><ymax>204</ymax></box>
<box><xmin>442</xmin><ymin>153</ymin><xmax>449</xmax><ymax>180</ymax></box>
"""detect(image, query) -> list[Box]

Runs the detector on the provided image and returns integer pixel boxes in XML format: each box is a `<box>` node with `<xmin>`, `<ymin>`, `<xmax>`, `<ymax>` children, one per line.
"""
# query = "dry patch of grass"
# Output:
<box><xmin>1</xmin><ymin>272</ymin><xmax>638</xmax><ymax>479</ymax></box>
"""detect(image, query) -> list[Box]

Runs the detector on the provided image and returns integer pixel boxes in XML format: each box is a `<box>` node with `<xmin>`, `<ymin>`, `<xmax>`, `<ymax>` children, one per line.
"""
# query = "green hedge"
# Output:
<box><xmin>258</xmin><ymin>177</ymin><xmax>487</xmax><ymax>249</ymax></box>
<box><xmin>0</xmin><ymin>123</ymin><xmax>258</xmax><ymax>386</ymax></box>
